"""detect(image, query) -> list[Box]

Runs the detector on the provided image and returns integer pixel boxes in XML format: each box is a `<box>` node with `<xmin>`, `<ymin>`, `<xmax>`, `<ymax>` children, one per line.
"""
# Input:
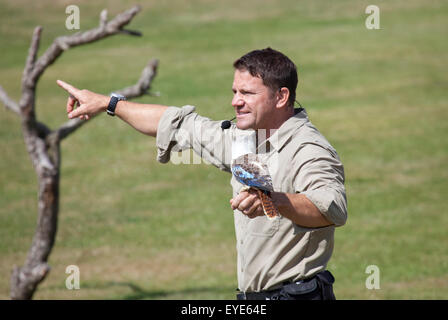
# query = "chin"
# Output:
<box><xmin>236</xmin><ymin>121</ymin><xmax>254</xmax><ymax>130</ymax></box>
<box><xmin>235</xmin><ymin>115</ymin><xmax>256</xmax><ymax>130</ymax></box>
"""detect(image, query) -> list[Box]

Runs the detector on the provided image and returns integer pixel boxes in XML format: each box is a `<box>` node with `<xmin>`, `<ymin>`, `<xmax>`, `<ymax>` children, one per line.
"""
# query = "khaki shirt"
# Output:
<box><xmin>156</xmin><ymin>106</ymin><xmax>347</xmax><ymax>292</ymax></box>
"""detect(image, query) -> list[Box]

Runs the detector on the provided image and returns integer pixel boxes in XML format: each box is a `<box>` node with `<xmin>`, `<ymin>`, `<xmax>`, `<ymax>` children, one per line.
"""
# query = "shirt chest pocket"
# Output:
<box><xmin>248</xmin><ymin>215</ymin><xmax>280</xmax><ymax>237</ymax></box>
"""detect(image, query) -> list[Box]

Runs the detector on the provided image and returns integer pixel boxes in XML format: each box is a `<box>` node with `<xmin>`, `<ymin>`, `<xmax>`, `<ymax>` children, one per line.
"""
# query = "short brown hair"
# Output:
<box><xmin>233</xmin><ymin>48</ymin><xmax>298</xmax><ymax>107</ymax></box>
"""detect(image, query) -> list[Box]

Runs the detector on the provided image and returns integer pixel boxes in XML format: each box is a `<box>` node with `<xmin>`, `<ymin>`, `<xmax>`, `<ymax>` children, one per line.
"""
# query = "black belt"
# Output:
<box><xmin>237</xmin><ymin>270</ymin><xmax>335</xmax><ymax>300</ymax></box>
<box><xmin>237</xmin><ymin>290</ymin><xmax>282</xmax><ymax>300</ymax></box>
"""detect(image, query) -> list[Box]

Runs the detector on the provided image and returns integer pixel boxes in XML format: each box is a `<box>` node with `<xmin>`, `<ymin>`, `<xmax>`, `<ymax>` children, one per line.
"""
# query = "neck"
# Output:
<box><xmin>257</xmin><ymin>107</ymin><xmax>294</xmax><ymax>140</ymax></box>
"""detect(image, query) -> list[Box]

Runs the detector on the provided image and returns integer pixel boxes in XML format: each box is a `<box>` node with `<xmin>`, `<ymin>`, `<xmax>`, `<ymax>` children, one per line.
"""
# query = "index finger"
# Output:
<box><xmin>56</xmin><ymin>80</ymin><xmax>80</xmax><ymax>96</ymax></box>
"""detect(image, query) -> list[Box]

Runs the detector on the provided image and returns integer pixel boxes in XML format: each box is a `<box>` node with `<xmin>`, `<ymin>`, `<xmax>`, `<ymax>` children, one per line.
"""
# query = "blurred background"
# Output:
<box><xmin>0</xmin><ymin>0</ymin><xmax>446</xmax><ymax>299</ymax></box>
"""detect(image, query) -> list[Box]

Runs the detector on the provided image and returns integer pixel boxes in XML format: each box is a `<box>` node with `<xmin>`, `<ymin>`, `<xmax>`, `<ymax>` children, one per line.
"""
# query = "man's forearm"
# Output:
<box><xmin>271</xmin><ymin>192</ymin><xmax>332</xmax><ymax>228</ymax></box>
<box><xmin>56</xmin><ymin>80</ymin><xmax>168</xmax><ymax>137</ymax></box>
<box><xmin>114</xmin><ymin>100</ymin><xmax>168</xmax><ymax>137</ymax></box>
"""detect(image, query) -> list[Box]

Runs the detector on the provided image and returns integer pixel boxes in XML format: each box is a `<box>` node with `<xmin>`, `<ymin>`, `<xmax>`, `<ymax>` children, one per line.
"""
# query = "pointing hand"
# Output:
<box><xmin>56</xmin><ymin>80</ymin><xmax>109</xmax><ymax>120</ymax></box>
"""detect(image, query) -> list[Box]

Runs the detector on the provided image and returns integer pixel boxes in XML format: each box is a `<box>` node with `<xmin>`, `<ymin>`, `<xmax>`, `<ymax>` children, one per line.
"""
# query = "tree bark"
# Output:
<box><xmin>10</xmin><ymin>133</ymin><xmax>60</xmax><ymax>300</ymax></box>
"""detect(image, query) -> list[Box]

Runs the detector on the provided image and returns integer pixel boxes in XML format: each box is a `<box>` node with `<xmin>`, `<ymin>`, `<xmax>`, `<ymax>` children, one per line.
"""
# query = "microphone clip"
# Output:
<box><xmin>221</xmin><ymin>116</ymin><xmax>236</xmax><ymax>130</ymax></box>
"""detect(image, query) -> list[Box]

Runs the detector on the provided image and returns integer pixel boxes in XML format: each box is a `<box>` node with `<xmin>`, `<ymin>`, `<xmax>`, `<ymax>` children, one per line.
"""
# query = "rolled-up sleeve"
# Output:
<box><xmin>156</xmin><ymin>105</ymin><xmax>233</xmax><ymax>172</ymax></box>
<box><xmin>293</xmin><ymin>143</ymin><xmax>347</xmax><ymax>227</ymax></box>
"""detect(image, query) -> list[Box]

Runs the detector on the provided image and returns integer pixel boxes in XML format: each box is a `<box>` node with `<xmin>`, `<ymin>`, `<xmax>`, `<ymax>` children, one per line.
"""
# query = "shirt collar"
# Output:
<box><xmin>264</xmin><ymin>108</ymin><xmax>309</xmax><ymax>152</ymax></box>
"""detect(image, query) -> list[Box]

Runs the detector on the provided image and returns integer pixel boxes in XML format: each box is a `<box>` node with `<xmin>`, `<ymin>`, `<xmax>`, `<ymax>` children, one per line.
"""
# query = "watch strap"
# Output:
<box><xmin>107</xmin><ymin>96</ymin><xmax>120</xmax><ymax>116</ymax></box>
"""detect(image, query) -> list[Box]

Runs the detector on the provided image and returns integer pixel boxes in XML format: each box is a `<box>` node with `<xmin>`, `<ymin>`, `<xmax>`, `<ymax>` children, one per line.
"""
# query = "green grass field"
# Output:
<box><xmin>0</xmin><ymin>0</ymin><xmax>447</xmax><ymax>299</ymax></box>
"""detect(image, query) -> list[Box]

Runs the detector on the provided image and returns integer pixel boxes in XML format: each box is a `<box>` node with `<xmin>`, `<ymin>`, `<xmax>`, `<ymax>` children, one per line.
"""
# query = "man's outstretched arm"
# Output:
<box><xmin>56</xmin><ymin>80</ymin><xmax>168</xmax><ymax>137</ymax></box>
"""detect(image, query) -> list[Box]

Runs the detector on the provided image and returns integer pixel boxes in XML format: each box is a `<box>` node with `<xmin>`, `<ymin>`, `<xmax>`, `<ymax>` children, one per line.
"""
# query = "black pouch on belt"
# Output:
<box><xmin>316</xmin><ymin>270</ymin><xmax>336</xmax><ymax>300</ymax></box>
<box><xmin>272</xmin><ymin>271</ymin><xmax>336</xmax><ymax>300</ymax></box>
<box><xmin>273</xmin><ymin>278</ymin><xmax>320</xmax><ymax>300</ymax></box>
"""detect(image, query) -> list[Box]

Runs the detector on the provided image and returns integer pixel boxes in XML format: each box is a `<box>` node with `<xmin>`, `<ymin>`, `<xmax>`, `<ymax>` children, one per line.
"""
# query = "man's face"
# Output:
<box><xmin>231</xmin><ymin>69</ymin><xmax>277</xmax><ymax>130</ymax></box>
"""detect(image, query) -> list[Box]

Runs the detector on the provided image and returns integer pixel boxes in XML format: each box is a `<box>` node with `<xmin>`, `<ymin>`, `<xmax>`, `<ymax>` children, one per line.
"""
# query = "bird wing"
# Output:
<box><xmin>231</xmin><ymin>153</ymin><xmax>273</xmax><ymax>192</ymax></box>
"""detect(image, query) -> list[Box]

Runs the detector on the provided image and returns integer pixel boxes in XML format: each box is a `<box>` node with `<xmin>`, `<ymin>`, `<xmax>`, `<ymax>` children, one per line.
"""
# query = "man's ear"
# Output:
<box><xmin>276</xmin><ymin>87</ymin><xmax>290</xmax><ymax>109</ymax></box>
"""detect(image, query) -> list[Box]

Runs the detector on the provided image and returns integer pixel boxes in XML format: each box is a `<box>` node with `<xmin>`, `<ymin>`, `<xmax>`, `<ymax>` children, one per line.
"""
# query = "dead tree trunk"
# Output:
<box><xmin>10</xmin><ymin>131</ymin><xmax>61</xmax><ymax>300</ymax></box>
<box><xmin>0</xmin><ymin>5</ymin><xmax>159</xmax><ymax>299</ymax></box>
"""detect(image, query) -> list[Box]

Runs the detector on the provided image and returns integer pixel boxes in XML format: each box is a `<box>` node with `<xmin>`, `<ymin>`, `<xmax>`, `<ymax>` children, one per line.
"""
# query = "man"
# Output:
<box><xmin>57</xmin><ymin>48</ymin><xmax>347</xmax><ymax>300</ymax></box>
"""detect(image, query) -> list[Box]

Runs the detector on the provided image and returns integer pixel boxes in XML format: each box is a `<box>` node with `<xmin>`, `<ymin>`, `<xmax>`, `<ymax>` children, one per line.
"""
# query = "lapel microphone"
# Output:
<box><xmin>221</xmin><ymin>116</ymin><xmax>236</xmax><ymax>129</ymax></box>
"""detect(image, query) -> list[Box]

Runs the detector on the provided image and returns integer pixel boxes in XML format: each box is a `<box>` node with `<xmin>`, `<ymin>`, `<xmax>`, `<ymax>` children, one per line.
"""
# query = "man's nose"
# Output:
<box><xmin>232</xmin><ymin>94</ymin><xmax>244</xmax><ymax>107</ymax></box>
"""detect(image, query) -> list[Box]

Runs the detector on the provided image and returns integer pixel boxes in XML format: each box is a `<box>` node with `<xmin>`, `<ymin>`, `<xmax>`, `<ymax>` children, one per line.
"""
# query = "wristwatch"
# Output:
<box><xmin>106</xmin><ymin>93</ymin><xmax>126</xmax><ymax>116</ymax></box>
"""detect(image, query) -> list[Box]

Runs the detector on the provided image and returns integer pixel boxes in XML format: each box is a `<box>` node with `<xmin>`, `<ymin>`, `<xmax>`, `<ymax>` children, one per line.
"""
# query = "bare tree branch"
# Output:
<box><xmin>30</xmin><ymin>5</ymin><xmax>141</xmax><ymax>85</ymax></box>
<box><xmin>99</xmin><ymin>9</ymin><xmax>108</xmax><ymax>28</ymax></box>
<box><xmin>119</xmin><ymin>29</ymin><xmax>143</xmax><ymax>37</ymax></box>
<box><xmin>55</xmin><ymin>118</ymin><xmax>85</xmax><ymax>141</ymax></box>
<box><xmin>15</xmin><ymin>26</ymin><xmax>43</xmax><ymax>139</ymax></box>
<box><xmin>0</xmin><ymin>85</ymin><xmax>20</xmax><ymax>115</ymax></box>
<box><xmin>2</xmin><ymin>7</ymin><xmax>145</xmax><ymax>119</ymax></box>
<box><xmin>14</xmin><ymin>26</ymin><xmax>54</xmax><ymax>182</ymax></box>
<box><xmin>116</xmin><ymin>58</ymin><xmax>158</xmax><ymax>98</ymax></box>
<box><xmin>56</xmin><ymin>58</ymin><xmax>159</xmax><ymax>140</ymax></box>
<box><xmin>22</xmin><ymin>27</ymin><xmax>42</xmax><ymax>92</ymax></box>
